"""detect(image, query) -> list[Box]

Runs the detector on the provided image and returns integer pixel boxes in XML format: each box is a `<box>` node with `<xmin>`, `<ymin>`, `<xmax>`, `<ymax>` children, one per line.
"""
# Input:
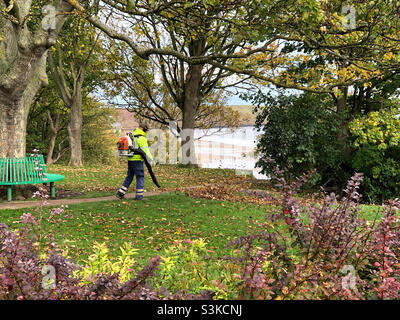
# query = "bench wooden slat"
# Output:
<box><xmin>6</xmin><ymin>158</ymin><xmax>9</xmax><ymax>183</ymax></box>
<box><xmin>0</xmin><ymin>158</ymin><xmax>3</xmax><ymax>182</ymax></box>
<box><xmin>29</xmin><ymin>157</ymin><xmax>35</xmax><ymax>181</ymax></box>
<box><xmin>14</xmin><ymin>158</ymin><xmax>17</xmax><ymax>182</ymax></box>
<box><xmin>8</xmin><ymin>158</ymin><xmax>11</xmax><ymax>182</ymax></box>
<box><xmin>0</xmin><ymin>159</ymin><xmax>3</xmax><ymax>182</ymax></box>
<box><xmin>9</xmin><ymin>158</ymin><xmax>12</xmax><ymax>182</ymax></box>
<box><xmin>11</xmin><ymin>158</ymin><xmax>14</xmax><ymax>182</ymax></box>
<box><xmin>27</xmin><ymin>157</ymin><xmax>32</xmax><ymax>182</ymax></box>
<box><xmin>23</xmin><ymin>157</ymin><xmax>28</xmax><ymax>182</ymax></box>
<box><xmin>13</xmin><ymin>158</ymin><xmax>16</xmax><ymax>183</ymax></box>
<box><xmin>16</xmin><ymin>158</ymin><xmax>20</xmax><ymax>182</ymax></box>
<box><xmin>19</xmin><ymin>158</ymin><xmax>23</xmax><ymax>182</ymax></box>
<box><xmin>4</xmin><ymin>158</ymin><xmax>7</xmax><ymax>182</ymax></box>
<box><xmin>13</xmin><ymin>158</ymin><xmax>17</xmax><ymax>183</ymax></box>
<box><xmin>33</xmin><ymin>157</ymin><xmax>37</xmax><ymax>181</ymax></box>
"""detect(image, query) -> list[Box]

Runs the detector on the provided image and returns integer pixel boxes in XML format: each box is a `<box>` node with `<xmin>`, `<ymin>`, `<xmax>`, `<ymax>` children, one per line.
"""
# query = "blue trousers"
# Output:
<box><xmin>122</xmin><ymin>161</ymin><xmax>145</xmax><ymax>197</ymax></box>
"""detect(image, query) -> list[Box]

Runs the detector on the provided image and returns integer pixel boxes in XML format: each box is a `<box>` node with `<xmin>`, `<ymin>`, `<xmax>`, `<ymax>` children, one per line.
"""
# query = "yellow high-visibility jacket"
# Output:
<box><xmin>128</xmin><ymin>128</ymin><xmax>153</xmax><ymax>162</ymax></box>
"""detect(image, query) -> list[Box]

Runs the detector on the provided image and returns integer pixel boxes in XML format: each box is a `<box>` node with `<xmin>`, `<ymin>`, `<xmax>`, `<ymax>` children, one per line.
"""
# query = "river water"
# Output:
<box><xmin>194</xmin><ymin>126</ymin><xmax>269</xmax><ymax>180</ymax></box>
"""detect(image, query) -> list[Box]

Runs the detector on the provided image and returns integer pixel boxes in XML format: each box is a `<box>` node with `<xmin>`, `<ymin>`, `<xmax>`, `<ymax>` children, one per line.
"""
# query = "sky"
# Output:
<box><xmin>226</xmin><ymin>95</ymin><xmax>252</xmax><ymax>106</ymax></box>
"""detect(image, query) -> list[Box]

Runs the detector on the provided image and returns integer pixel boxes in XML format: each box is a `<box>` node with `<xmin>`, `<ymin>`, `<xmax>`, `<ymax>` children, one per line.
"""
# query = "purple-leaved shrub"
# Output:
<box><xmin>0</xmin><ymin>186</ymin><xmax>212</xmax><ymax>300</ymax></box>
<box><xmin>226</xmin><ymin>159</ymin><xmax>400</xmax><ymax>299</ymax></box>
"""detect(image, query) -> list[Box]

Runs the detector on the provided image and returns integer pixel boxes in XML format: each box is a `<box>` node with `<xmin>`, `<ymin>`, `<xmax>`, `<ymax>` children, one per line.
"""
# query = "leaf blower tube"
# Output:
<box><xmin>130</xmin><ymin>147</ymin><xmax>161</xmax><ymax>189</ymax></box>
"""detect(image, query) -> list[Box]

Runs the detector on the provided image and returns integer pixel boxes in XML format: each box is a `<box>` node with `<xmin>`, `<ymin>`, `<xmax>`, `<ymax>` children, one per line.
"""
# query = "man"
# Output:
<box><xmin>116</xmin><ymin>122</ymin><xmax>153</xmax><ymax>200</ymax></box>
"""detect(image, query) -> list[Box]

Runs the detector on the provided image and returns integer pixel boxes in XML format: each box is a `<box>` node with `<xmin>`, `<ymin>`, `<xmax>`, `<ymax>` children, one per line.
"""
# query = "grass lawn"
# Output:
<box><xmin>0</xmin><ymin>193</ymin><xmax>270</xmax><ymax>266</ymax></box>
<box><xmin>46</xmin><ymin>163</ymin><xmax>252</xmax><ymax>198</ymax></box>
<box><xmin>0</xmin><ymin>162</ymin><xmax>386</xmax><ymax>270</ymax></box>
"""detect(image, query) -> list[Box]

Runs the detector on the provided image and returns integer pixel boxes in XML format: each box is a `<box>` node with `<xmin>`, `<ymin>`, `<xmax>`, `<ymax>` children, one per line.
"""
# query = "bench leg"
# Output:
<box><xmin>50</xmin><ymin>182</ymin><xmax>55</xmax><ymax>198</ymax></box>
<box><xmin>7</xmin><ymin>187</ymin><xmax>12</xmax><ymax>202</ymax></box>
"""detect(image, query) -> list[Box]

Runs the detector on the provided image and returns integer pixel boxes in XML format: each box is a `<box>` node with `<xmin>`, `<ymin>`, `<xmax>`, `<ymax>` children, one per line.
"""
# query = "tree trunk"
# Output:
<box><xmin>47</xmin><ymin>135</ymin><xmax>57</xmax><ymax>165</ymax></box>
<box><xmin>181</xmin><ymin>64</ymin><xmax>203</xmax><ymax>166</ymax></box>
<box><xmin>46</xmin><ymin>111</ymin><xmax>60</xmax><ymax>165</ymax></box>
<box><xmin>0</xmin><ymin>1</ymin><xmax>72</xmax><ymax>158</ymax></box>
<box><xmin>336</xmin><ymin>87</ymin><xmax>349</xmax><ymax>148</ymax></box>
<box><xmin>0</xmin><ymin>54</ymin><xmax>48</xmax><ymax>158</ymax></box>
<box><xmin>68</xmin><ymin>89</ymin><xmax>84</xmax><ymax>166</ymax></box>
<box><xmin>0</xmin><ymin>96</ymin><xmax>29</xmax><ymax>158</ymax></box>
<box><xmin>180</xmin><ymin>38</ymin><xmax>206</xmax><ymax>166</ymax></box>
<box><xmin>48</xmin><ymin>50</ymin><xmax>86</xmax><ymax>167</ymax></box>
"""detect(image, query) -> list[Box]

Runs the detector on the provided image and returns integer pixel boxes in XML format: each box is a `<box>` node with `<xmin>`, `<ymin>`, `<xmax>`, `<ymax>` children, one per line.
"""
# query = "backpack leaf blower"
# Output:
<box><xmin>117</xmin><ymin>133</ymin><xmax>161</xmax><ymax>188</ymax></box>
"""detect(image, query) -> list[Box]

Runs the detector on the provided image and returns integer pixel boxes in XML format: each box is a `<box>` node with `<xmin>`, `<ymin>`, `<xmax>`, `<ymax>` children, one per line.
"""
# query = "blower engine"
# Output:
<box><xmin>117</xmin><ymin>133</ymin><xmax>135</xmax><ymax>157</ymax></box>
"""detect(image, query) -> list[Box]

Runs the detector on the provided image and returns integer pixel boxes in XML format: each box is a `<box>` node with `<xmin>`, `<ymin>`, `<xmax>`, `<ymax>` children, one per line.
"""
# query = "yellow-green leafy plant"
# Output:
<box><xmin>74</xmin><ymin>242</ymin><xmax>138</xmax><ymax>284</ymax></box>
<box><xmin>349</xmin><ymin>107</ymin><xmax>400</xmax><ymax>202</ymax></box>
<box><xmin>153</xmin><ymin>238</ymin><xmax>241</xmax><ymax>299</ymax></box>
<box><xmin>349</xmin><ymin>107</ymin><xmax>400</xmax><ymax>151</ymax></box>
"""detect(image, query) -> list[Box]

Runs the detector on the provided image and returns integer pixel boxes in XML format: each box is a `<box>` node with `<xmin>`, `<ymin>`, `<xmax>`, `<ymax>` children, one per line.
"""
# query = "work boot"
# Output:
<box><xmin>116</xmin><ymin>191</ymin><xmax>125</xmax><ymax>199</ymax></box>
<box><xmin>116</xmin><ymin>186</ymin><xmax>127</xmax><ymax>199</ymax></box>
<box><xmin>135</xmin><ymin>188</ymin><xmax>144</xmax><ymax>200</ymax></box>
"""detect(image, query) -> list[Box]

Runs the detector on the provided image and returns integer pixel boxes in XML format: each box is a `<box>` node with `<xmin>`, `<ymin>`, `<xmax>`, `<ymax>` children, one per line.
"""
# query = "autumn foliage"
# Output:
<box><xmin>1</xmin><ymin>165</ymin><xmax>400</xmax><ymax>300</ymax></box>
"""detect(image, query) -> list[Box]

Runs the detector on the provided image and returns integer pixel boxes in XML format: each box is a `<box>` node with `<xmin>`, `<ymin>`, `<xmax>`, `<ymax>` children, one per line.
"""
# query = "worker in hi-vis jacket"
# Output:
<box><xmin>116</xmin><ymin>122</ymin><xmax>153</xmax><ymax>200</ymax></box>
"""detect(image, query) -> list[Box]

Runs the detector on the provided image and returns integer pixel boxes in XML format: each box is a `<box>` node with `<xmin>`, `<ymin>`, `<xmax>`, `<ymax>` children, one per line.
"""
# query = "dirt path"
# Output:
<box><xmin>0</xmin><ymin>182</ymin><xmax>251</xmax><ymax>210</ymax></box>
<box><xmin>0</xmin><ymin>190</ymin><xmax>172</xmax><ymax>210</ymax></box>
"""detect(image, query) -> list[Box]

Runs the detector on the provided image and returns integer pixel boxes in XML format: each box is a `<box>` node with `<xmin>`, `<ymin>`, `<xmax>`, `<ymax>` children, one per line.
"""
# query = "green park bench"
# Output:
<box><xmin>0</xmin><ymin>155</ymin><xmax>65</xmax><ymax>201</ymax></box>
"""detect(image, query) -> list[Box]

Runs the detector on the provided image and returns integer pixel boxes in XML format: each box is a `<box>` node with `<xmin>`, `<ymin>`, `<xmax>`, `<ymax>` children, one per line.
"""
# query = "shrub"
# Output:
<box><xmin>0</xmin><ymin>218</ymin><xmax>170</xmax><ymax>300</ymax></box>
<box><xmin>74</xmin><ymin>242</ymin><xmax>139</xmax><ymax>284</ymax></box>
<box><xmin>250</xmin><ymin>92</ymin><xmax>345</xmax><ymax>190</ymax></box>
<box><xmin>227</xmin><ymin>162</ymin><xmax>400</xmax><ymax>299</ymax></box>
<box><xmin>151</xmin><ymin>239</ymin><xmax>241</xmax><ymax>299</ymax></box>
<box><xmin>0</xmin><ymin>185</ymin><xmax>162</xmax><ymax>300</ymax></box>
<box><xmin>1</xmin><ymin>173</ymin><xmax>400</xmax><ymax>300</ymax></box>
<box><xmin>248</xmin><ymin>91</ymin><xmax>400</xmax><ymax>203</ymax></box>
<box><xmin>349</xmin><ymin>108</ymin><xmax>400</xmax><ymax>203</ymax></box>
<box><xmin>0</xmin><ymin>185</ymin><xmax>216</xmax><ymax>300</ymax></box>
